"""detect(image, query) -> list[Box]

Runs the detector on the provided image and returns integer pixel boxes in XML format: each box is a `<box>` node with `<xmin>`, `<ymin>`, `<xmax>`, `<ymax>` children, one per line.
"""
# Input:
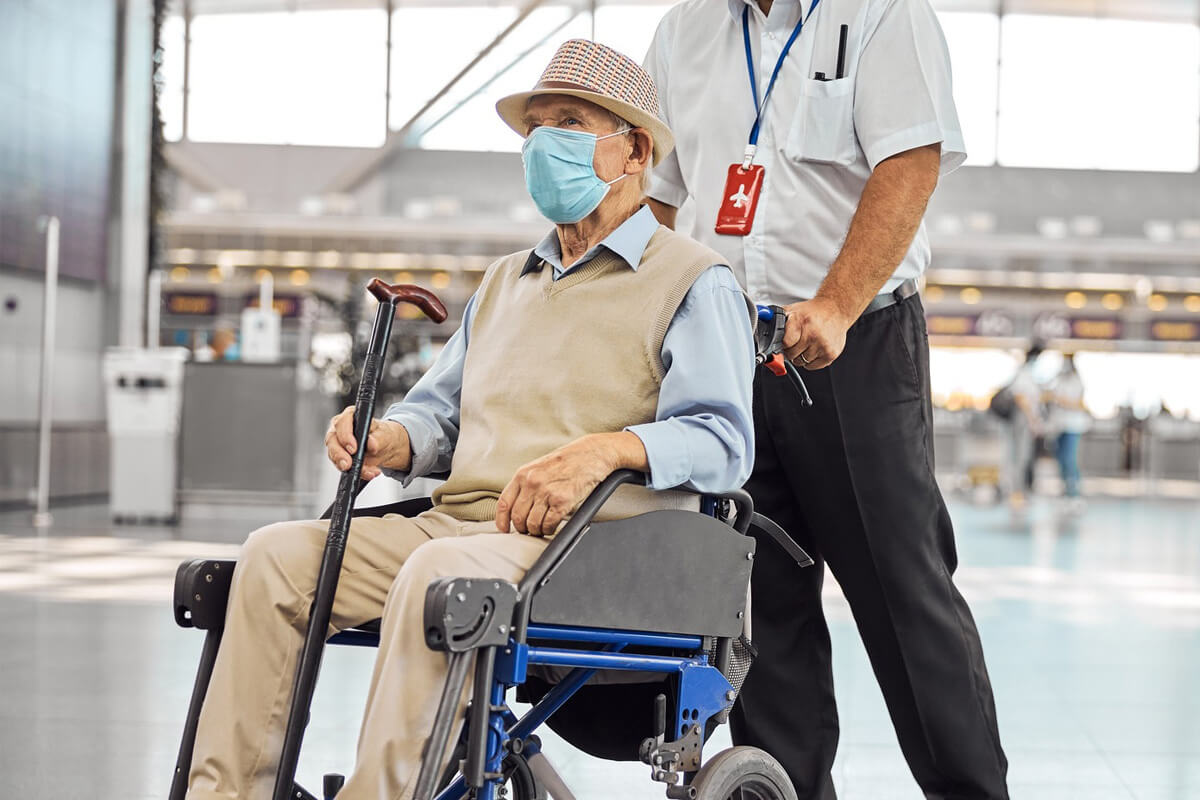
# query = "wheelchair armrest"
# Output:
<box><xmin>511</xmin><ymin>470</ymin><xmax>761</xmax><ymax>641</ymax></box>
<box><xmin>174</xmin><ymin>558</ymin><xmax>236</xmax><ymax>630</ymax></box>
<box><xmin>513</xmin><ymin>469</ymin><xmax>645</xmax><ymax>640</ymax></box>
<box><xmin>318</xmin><ymin>473</ymin><xmax>449</xmax><ymax>520</ymax></box>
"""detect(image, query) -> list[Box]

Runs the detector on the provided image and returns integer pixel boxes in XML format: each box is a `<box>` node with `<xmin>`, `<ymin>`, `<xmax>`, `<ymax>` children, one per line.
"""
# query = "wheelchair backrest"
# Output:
<box><xmin>529</xmin><ymin>509</ymin><xmax>754</xmax><ymax>639</ymax></box>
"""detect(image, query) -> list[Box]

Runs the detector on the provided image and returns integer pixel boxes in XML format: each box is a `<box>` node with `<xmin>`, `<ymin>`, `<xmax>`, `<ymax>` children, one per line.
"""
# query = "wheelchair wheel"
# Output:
<box><xmin>435</xmin><ymin>751</ymin><xmax>543</xmax><ymax>800</ymax></box>
<box><xmin>691</xmin><ymin>746</ymin><xmax>797</xmax><ymax>800</ymax></box>
<box><xmin>500</xmin><ymin>752</ymin><xmax>544</xmax><ymax>800</ymax></box>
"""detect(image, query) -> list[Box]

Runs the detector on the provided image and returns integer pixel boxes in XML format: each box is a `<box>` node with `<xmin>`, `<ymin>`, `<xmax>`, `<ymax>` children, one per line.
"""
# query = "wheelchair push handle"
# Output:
<box><xmin>367</xmin><ymin>278</ymin><xmax>449</xmax><ymax>323</ymax></box>
<box><xmin>755</xmin><ymin>304</ymin><xmax>814</xmax><ymax>408</ymax></box>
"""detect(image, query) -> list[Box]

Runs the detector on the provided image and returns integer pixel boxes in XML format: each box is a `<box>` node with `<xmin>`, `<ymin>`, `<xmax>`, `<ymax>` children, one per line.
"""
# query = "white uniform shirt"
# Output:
<box><xmin>644</xmin><ymin>0</ymin><xmax>966</xmax><ymax>304</ymax></box>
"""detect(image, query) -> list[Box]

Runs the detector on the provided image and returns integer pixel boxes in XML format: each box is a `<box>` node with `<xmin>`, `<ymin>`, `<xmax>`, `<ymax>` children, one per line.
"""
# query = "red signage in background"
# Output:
<box><xmin>1150</xmin><ymin>320</ymin><xmax>1200</xmax><ymax>342</ymax></box>
<box><xmin>163</xmin><ymin>291</ymin><xmax>218</xmax><ymax>316</ymax></box>
<box><xmin>244</xmin><ymin>294</ymin><xmax>302</xmax><ymax>318</ymax></box>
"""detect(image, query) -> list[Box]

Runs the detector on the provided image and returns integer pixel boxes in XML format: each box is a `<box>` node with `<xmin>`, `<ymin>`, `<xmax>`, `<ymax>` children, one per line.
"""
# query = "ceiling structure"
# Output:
<box><xmin>171</xmin><ymin>0</ymin><xmax>1200</xmax><ymax>23</ymax></box>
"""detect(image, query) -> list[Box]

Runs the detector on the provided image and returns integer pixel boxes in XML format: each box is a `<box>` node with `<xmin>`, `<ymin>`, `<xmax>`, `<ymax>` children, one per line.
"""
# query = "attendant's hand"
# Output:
<box><xmin>496</xmin><ymin>433</ymin><xmax>628</xmax><ymax>536</ymax></box>
<box><xmin>783</xmin><ymin>296</ymin><xmax>855</xmax><ymax>370</ymax></box>
<box><xmin>324</xmin><ymin>406</ymin><xmax>412</xmax><ymax>480</ymax></box>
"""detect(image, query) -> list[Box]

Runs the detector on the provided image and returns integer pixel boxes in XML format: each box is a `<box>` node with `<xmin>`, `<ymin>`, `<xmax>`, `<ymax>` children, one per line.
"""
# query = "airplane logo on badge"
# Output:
<box><xmin>729</xmin><ymin>184</ymin><xmax>751</xmax><ymax>209</ymax></box>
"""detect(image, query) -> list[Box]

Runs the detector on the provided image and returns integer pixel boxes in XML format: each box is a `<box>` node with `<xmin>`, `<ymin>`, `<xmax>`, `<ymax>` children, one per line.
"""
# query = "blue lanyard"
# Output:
<box><xmin>742</xmin><ymin>0</ymin><xmax>820</xmax><ymax>154</ymax></box>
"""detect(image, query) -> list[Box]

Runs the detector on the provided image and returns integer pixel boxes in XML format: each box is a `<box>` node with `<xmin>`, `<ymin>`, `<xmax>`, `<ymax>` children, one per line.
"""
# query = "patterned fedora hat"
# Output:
<box><xmin>496</xmin><ymin>39</ymin><xmax>674</xmax><ymax>165</ymax></box>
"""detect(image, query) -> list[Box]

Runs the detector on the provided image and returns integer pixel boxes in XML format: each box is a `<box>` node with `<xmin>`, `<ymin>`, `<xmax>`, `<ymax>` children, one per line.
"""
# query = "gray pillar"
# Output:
<box><xmin>110</xmin><ymin>0</ymin><xmax>154</xmax><ymax>348</ymax></box>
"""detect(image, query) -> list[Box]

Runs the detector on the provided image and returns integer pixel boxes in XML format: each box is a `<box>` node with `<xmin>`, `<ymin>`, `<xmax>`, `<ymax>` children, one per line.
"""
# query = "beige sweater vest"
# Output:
<box><xmin>432</xmin><ymin>225</ymin><xmax>738</xmax><ymax>523</ymax></box>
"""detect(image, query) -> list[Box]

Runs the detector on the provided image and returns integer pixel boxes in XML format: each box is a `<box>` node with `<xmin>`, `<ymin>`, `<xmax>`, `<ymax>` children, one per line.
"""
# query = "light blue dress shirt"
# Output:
<box><xmin>382</xmin><ymin>205</ymin><xmax>755</xmax><ymax>493</ymax></box>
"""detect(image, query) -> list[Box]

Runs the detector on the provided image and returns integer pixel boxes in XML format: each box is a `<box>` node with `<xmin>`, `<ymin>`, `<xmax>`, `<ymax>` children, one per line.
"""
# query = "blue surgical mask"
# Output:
<box><xmin>522</xmin><ymin>126</ymin><xmax>629</xmax><ymax>224</ymax></box>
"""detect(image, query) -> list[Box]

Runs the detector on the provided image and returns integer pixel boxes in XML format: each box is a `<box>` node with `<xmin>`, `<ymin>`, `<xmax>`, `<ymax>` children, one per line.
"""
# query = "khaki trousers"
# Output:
<box><xmin>186</xmin><ymin>510</ymin><xmax>549</xmax><ymax>800</ymax></box>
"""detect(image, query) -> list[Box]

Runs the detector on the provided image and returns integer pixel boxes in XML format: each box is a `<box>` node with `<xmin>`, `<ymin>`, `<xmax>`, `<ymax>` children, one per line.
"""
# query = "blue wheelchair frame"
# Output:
<box><xmin>330</xmin><ymin>622</ymin><xmax>732</xmax><ymax>800</ymax></box>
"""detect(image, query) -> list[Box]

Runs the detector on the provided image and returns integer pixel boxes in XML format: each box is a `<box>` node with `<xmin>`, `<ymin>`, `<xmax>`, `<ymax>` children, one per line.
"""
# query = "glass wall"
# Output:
<box><xmin>158</xmin><ymin>3</ymin><xmax>1200</xmax><ymax>173</ymax></box>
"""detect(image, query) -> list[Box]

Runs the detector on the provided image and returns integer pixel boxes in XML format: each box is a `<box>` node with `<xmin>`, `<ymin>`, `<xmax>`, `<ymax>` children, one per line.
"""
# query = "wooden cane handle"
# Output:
<box><xmin>366</xmin><ymin>279</ymin><xmax>449</xmax><ymax>323</ymax></box>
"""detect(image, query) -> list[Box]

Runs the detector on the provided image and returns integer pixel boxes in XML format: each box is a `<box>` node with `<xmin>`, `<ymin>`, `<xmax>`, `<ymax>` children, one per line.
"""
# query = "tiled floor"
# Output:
<box><xmin>2</xmin><ymin>495</ymin><xmax>1198</xmax><ymax>799</ymax></box>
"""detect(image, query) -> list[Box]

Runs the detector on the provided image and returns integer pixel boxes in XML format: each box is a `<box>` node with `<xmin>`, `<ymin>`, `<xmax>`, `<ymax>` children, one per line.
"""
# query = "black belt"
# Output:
<box><xmin>861</xmin><ymin>278</ymin><xmax>918</xmax><ymax>317</ymax></box>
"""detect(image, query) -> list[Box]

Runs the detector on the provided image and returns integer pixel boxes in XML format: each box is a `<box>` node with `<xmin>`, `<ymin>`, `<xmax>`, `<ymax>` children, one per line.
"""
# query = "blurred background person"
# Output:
<box><xmin>210</xmin><ymin>327</ymin><xmax>240</xmax><ymax>362</ymax></box>
<box><xmin>1002</xmin><ymin>343</ymin><xmax>1044</xmax><ymax>513</ymax></box>
<box><xmin>1048</xmin><ymin>353</ymin><xmax>1090</xmax><ymax>510</ymax></box>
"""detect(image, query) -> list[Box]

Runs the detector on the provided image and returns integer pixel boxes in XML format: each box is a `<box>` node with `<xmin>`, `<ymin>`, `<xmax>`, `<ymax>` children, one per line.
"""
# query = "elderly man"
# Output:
<box><xmin>184</xmin><ymin>40</ymin><xmax>756</xmax><ymax>800</ymax></box>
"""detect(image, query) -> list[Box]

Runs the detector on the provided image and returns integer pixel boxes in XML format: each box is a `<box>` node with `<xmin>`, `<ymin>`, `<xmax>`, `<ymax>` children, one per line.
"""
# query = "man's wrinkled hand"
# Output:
<box><xmin>324</xmin><ymin>406</ymin><xmax>411</xmax><ymax>481</ymax></box>
<box><xmin>495</xmin><ymin>434</ymin><xmax>619</xmax><ymax>536</ymax></box>
<box><xmin>783</xmin><ymin>296</ymin><xmax>854</xmax><ymax>371</ymax></box>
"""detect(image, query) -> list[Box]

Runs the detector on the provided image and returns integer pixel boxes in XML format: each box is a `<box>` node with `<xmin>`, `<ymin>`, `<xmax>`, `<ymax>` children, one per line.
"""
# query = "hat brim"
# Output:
<box><xmin>496</xmin><ymin>88</ymin><xmax>675</xmax><ymax>167</ymax></box>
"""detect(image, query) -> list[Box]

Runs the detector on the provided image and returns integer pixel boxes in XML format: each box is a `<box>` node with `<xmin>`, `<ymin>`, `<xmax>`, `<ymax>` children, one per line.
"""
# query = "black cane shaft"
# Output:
<box><xmin>271</xmin><ymin>299</ymin><xmax>397</xmax><ymax>800</ymax></box>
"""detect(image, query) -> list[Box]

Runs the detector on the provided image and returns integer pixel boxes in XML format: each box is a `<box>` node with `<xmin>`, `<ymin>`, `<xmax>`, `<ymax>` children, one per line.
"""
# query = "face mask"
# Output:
<box><xmin>522</xmin><ymin>126</ymin><xmax>629</xmax><ymax>224</ymax></box>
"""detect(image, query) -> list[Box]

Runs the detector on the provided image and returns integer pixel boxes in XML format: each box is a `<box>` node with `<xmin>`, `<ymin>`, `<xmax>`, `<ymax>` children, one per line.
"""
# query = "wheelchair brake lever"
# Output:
<box><xmin>755</xmin><ymin>305</ymin><xmax>814</xmax><ymax>407</ymax></box>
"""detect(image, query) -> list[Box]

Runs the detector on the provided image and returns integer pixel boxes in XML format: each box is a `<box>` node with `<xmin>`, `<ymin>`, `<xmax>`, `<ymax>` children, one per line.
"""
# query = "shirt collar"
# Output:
<box><xmin>727</xmin><ymin>0</ymin><xmax>801</xmax><ymax>23</ymax></box>
<box><xmin>524</xmin><ymin>205</ymin><xmax>660</xmax><ymax>276</ymax></box>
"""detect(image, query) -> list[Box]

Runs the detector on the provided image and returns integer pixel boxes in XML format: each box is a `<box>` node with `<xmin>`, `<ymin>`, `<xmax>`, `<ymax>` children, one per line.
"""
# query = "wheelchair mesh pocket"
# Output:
<box><xmin>709</xmin><ymin>635</ymin><xmax>757</xmax><ymax>697</ymax></box>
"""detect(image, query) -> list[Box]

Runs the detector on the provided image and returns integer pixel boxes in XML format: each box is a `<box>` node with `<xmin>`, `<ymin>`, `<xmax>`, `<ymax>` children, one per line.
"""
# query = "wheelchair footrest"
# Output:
<box><xmin>174</xmin><ymin>558</ymin><xmax>236</xmax><ymax>630</ymax></box>
<box><xmin>423</xmin><ymin>577</ymin><xmax>518</xmax><ymax>652</ymax></box>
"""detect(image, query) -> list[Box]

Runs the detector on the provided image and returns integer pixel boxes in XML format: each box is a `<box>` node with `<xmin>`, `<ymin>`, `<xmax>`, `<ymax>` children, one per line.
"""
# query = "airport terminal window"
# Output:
<box><xmin>937</xmin><ymin>12</ymin><xmax>999</xmax><ymax>167</ymax></box>
<box><xmin>406</xmin><ymin>7</ymin><xmax>592</xmax><ymax>152</ymax></box>
<box><xmin>387</xmin><ymin>5</ymin><xmax>520</xmax><ymax>134</ymax></box>
<box><xmin>159</xmin><ymin>15</ymin><xmax>185</xmax><ymax>142</ymax></box>
<box><xmin>998</xmin><ymin>15</ymin><xmax>1200</xmax><ymax>172</ymax></box>
<box><xmin>187</xmin><ymin>9</ymin><xmax>388</xmax><ymax>147</ymax></box>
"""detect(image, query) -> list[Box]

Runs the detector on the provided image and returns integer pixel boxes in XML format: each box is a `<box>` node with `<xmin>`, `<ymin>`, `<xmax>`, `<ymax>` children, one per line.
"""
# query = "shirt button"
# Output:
<box><xmin>768</xmin><ymin>31</ymin><xmax>776</xmax><ymax>40</ymax></box>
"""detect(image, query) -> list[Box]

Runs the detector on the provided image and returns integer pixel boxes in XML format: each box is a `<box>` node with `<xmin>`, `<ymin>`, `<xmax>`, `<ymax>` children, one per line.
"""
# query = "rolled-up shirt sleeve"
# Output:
<box><xmin>854</xmin><ymin>0</ymin><xmax>966</xmax><ymax>174</ymax></box>
<box><xmin>380</xmin><ymin>292</ymin><xmax>477</xmax><ymax>485</ymax></box>
<box><xmin>642</xmin><ymin>7</ymin><xmax>690</xmax><ymax>209</ymax></box>
<box><xmin>625</xmin><ymin>265</ymin><xmax>756</xmax><ymax>493</ymax></box>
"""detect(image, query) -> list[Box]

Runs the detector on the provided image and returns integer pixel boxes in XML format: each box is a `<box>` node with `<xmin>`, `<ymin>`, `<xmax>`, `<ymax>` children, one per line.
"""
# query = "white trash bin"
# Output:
<box><xmin>104</xmin><ymin>347</ymin><xmax>189</xmax><ymax>522</ymax></box>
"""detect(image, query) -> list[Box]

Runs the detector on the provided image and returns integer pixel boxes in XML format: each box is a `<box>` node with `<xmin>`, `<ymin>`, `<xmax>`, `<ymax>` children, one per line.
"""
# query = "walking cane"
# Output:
<box><xmin>271</xmin><ymin>279</ymin><xmax>448</xmax><ymax>800</ymax></box>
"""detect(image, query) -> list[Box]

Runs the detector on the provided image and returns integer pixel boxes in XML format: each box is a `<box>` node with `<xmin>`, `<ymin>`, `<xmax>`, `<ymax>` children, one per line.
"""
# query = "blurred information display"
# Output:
<box><xmin>1069</xmin><ymin>317</ymin><xmax>1124</xmax><ymax>340</ymax></box>
<box><xmin>103</xmin><ymin>347</ymin><xmax>189</xmax><ymax>522</ymax></box>
<box><xmin>927</xmin><ymin>311</ymin><xmax>1015</xmax><ymax>337</ymax></box>
<box><xmin>1150</xmin><ymin>320</ymin><xmax>1200</xmax><ymax>342</ymax></box>
<box><xmin>1033</xmin><ymin>313</ymin><xmax>1123</xmax><ymax>341</ymax></box>
<box><xmin>164</xmin><ymin>291</ymin><xmax>218</xmax><ymax>316</ymax></box>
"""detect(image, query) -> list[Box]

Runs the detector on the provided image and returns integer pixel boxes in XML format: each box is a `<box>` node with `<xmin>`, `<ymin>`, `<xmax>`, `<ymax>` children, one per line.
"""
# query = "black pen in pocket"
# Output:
<box><xmin>836</xmin><ymin>24</ymin><xmax>848</xmax><ymax>79</ymax></box>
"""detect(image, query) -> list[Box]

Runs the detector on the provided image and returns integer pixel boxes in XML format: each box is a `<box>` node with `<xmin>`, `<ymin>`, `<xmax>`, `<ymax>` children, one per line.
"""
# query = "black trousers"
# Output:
<box><xmin>730</xmin><ymin>295</ymin><xmax>1009</xmax><ymax>800</ymax></box>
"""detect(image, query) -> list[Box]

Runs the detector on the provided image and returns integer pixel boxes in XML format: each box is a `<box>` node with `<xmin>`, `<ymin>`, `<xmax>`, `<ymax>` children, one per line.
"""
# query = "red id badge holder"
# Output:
<box><xmin>715</xmin><ymin>162</ymin><xmax>765</xmax><ymax>236</ymax></box>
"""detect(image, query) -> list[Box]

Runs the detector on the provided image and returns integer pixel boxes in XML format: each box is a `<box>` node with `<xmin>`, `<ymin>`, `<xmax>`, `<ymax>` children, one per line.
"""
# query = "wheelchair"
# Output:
<box><xmin>169</xmin><ymin>467</ymin><xmax>813</xmax><ymax>800</ymax></box>
<box><xmin>167</xmin><ymin>280</ymin><xmax>814</xmax><ymax>800</ymax></box>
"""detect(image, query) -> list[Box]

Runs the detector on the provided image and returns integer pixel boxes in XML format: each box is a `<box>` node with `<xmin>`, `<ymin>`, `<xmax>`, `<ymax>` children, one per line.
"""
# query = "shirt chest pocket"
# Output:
<box><xmin>782</xmin><ymin>77</ymin><xmax>857</xmax><ymax>166</ymax></box>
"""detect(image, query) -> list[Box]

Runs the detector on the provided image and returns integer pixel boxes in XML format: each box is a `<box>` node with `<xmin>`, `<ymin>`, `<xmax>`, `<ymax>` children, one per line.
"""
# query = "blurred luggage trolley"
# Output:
<box><xmin>103</xmin><ymin>346</ymin><xmax>188</xmax><ymax>523</ymax></box>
